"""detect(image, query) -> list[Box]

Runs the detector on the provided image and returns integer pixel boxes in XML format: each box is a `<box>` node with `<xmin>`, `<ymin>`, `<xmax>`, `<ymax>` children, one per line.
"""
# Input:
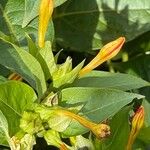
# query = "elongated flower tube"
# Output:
<box><xmin>79</xmin><ymin>37</ymin><xmax>125</xmax><ymax>77</ymax></box>
<box><xmin>56</xmin><ymin>109</ymin><xmax>110</xmax><ymax>139</ymax></box>
<box><xmin>126</xmin><ymin>106</ymin><xmax>144</xmax><ymax>150</ymax></box>
<box><xmin>38</xmin><ymin>0</ymin><xmax>53</xmax><ymax>48</ymax></box>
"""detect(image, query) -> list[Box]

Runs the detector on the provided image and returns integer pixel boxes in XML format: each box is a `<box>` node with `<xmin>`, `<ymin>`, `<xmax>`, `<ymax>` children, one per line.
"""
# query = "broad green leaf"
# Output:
<box><xmin>0</xmin><ymin>81</ymin><xmax>37</xmax><ymax>136</ymax></box>
<box><xmin>61</xmin><ymin>87</ymin><xmax>144</xmax><ymax>136</ymax></box>
<box><xmin>113</xmin><ymin>55</ymin><xmax>150</xmax><ymax>127</ymax></box>
<box><xmin>0</xmin><ymin>40</ymin><xmax>47</xmax><ymax>97</ymax></box>
<box><xmin>104</xmin><ymin>107</ymin><xmax>130</xmax><ymax>150</ymax></box>
<box><xmin>53</xmin><ymin>0</ymin><xmax>150</xmax><ymax>51</ymax></box>
<box><xmin>22</xmin><ymin>0</ymin><xmax>68</xmax><ymax>27</ymax></box>
<box><xmin>22</xmin><ymin>0</ymin><xmax>40</xmax><ymax>27</ymax></box>
<box><xmin>0</xmin><ymin>111</ymin><xmax>9</xmax><ymax>146</ymax></box>
<box><xmin>138</xmin><ymin>127</ymin><xmax>150</xmax><ymax>144</ymax></box>
<box><xmin>3</xmin><ymin>0</ymin><xmax>54</xmax><ymax>43</ymax></box>
<box><xmin>72</xmin><ymin>71</ymin><xmax>149</xmax><ymax>91</ymax></box>
<box><xmin>0</xmin><ymin>64</ymin><xmax>10</xmax><ymax>77</ymax></box>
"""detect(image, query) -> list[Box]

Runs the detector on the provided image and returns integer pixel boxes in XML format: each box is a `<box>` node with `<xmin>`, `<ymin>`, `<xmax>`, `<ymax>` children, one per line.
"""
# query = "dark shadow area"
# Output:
<box><xmin>54</xmin><ymin>0</ymin><xmax>149</xmax><ymax>53</ymax></box>
<box><xmin>53</xmin><ymin>0</ymin><xmax>100</xmax><ymax>52</ymax></box>
<box><xmin>53</xmin><ymin>0</ymin><xmax>150</xmax><ymax>69</ymax></box>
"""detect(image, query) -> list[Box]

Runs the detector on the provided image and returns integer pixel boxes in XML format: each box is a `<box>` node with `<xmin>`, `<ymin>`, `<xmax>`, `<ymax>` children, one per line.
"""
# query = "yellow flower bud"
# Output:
<box><xmin>79</xmin><ymin>37</ymin><xmax>125</xmax><ymax>77</ymax></box>
<box><xmin>38</xmin><ymin>0</ymin><xmax>53</xmax><ymax>48</ymax></box>
<box><xmin>126</xmin><ymin>106</ymin><xmax>144</xmax><ymax>150</ymax></box>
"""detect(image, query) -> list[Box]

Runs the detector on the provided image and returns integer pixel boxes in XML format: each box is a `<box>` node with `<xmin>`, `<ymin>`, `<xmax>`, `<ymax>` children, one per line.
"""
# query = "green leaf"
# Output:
<box><xmin>0</xmin><ymin>81</ymin><xmax>37</xmax><ymax>136</ymax></box>
<box><xmin>138</xmin><ymin>127</ymin><xmax>150</xmax><ymax>144</ymax></box>
<box><xmin>75</xmin><ymin>135</ymin><xmax>94</xmax><ymax>150</ymax></box>
<box><xmin>104</xmin><ymin>107</ymin><xmax>130</xmax><ymax>150</ymax></box>
<box><xmin>72</xmin><ymin>71</ymin><xmax>149</xmax><ymax>91</ymax></box>
<box><xmin>54</xmin><ymin>0</ymin><xmax>150</xmax><ymax>51</ymax></box>
<box><xmin>0</xmin><ymin>76</ymin><xmax>7</xmax><ymax>84</ymax></box>
<box><xmin>61</xmin><ymin>87</ymin><xmax>144</xmax><ymax>136</ymax></box>
<box><xmin>26</xmin><ymin>36</ymin><xmax>51</xmax><ymax>80</ymax></box>
<box><xmin>44</xmin><ymin>130</ymin><xmax>62</xmax><ymax>147</ymax></box>
<box><xmin>22</xmin><ymin>0</ymin><xmax>40</xmax><ymax>28</ymax></box>
<box><xmin>3</xmin><ymin>0</ymin><xmax>54</xmax><ymax>43</ymax></box>
<box><xmin>39</xmin><ymin>41</ymin><xmax>57</xmax><ymax>78</ymax></box>
<box><xmin>113</xmin><ymin>55</ymin><xmax>150</xmax><ymax>127</ymax></box>
<box><xmin>22</xmin><ymin>0</ymin><xmax>68</xmax><ymax>27</ymax></box>
<box><xmin>0</xmin><ymin>40</ymin><xmax>47</xmax><ymax>97</ymax></box>
<box><xmin>55</xmin><ymin>0</ymin><xmax>68</xmax><ymax>7</ymax></box>
<box><xmin>0</xmin><ymin>111</ymin><xmax>9</xmax><ymax>146</ymax></box>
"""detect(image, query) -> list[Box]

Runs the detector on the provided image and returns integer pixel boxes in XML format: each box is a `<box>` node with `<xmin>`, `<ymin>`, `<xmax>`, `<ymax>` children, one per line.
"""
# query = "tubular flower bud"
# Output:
<box><xmin>56</xmin><ymin>109</ymin><xmax>110</xmax><ymax>139</ymax></box>
<box><xmin>38</xmin><ymin>0</ymin><xmax>53</xmax><ymax>48</ymax></box>
<box><xmin>79</xmin><ymin>37</ymin><xmax>125</xmax><ymax>77</ymax></box>
<box><xmin>8</xmin><ymin>73</ymin><xmax>22</xmax><ymax>81</ymax></box>
<box><xmin>126</xmin><ymin>106</ymin><xmax>144</xmax><ymax>150</ymax></box>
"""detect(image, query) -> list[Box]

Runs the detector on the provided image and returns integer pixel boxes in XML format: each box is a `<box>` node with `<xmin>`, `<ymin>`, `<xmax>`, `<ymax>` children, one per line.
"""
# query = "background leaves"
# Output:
<box><xmin>53</xmin><ymin>0</ymin><xmax>150</xmax><ymax>51</ymax></box>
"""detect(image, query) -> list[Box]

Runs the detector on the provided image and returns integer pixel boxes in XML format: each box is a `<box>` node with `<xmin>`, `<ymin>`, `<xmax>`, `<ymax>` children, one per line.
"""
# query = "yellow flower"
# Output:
<box><xmin>79</xmin><ymin>37</ymin><xmax>125</xmax><ymax>77</ymax></box>
<box><xmin>38</xmin><ymin>0</ymin><xmax>53</xmax><ymax>48</ymax></box>
<box><xmin>126</xmin><ymin>106</ymin><xmax>144</xmax><ymax>150</ymax></box>
<box><xmin>56</xmin><ymin>109</ymin><xmax>110</xmax><ymax>139</ymax></box>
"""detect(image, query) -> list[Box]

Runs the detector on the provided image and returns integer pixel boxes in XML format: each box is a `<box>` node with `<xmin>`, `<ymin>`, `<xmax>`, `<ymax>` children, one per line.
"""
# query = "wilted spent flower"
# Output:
<box><xmin>79</xmin><ymin>37</ymin><xmax>125</xmax><ymax>77</ymax></box>
<box><xmin>91</xmin><ymin>123</ymin><xmax>110</xmax><ymax>139</ymax></box>
<box><xmin>126</xmin><ymin>106</ymin><xmax>144</xmax><ymax>150</ymax></box>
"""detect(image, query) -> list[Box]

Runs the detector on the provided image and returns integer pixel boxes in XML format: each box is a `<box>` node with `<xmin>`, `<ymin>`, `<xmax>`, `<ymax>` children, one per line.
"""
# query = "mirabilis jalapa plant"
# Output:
<box><xmin>0</xmin><ymin>0</ymin><xmax>149</xmax><ymax>150</ymax></box>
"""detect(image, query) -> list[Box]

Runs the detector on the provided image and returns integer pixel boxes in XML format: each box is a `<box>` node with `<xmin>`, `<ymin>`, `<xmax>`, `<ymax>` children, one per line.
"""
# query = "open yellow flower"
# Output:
<box><xmin>126</xmin><ymin>106</ymin><xmax>144</xmax><ymax>150</ymax></box>
<box><xmin>79</xmin><ymin>37</ymin><xmax>125</xmax><ymax>77</ymax></box>
<box><xmin>38</xmin><ymin>0</ymin><xmax>53</xmax><ymax>48</ymax></box>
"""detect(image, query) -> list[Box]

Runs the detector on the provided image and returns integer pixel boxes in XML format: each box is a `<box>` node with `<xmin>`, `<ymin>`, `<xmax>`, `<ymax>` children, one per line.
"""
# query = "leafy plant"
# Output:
<box><xmin>0</xmin><ymin>0</ymin><xmax>150</xmax><ymax>150</ymax></box>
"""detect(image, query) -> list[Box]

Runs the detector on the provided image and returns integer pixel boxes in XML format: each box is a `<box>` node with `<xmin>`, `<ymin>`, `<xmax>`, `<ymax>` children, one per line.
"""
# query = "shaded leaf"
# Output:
<box><xmin>104</xmin><ymin>107</ymin><xmax>130</xmax><ymax>150</ymax></box>
<box><xmin>0</xmin><ymin>39</ymin><xmax>47</xmax><ymax>97</ymax></box>
<box><xmin>72</xmin><ymin>71</ymin><xmax>149</xmax><ymax>91</ymax></box>
<box><xmin>54</xmin><ymin>0</ymin><xmax>150</xmax><ymax>51</ymax></box>
<box><xmin>113</xmin><ymin>55</ymin><xmax>150</xmax><ymax>127</ymax></box>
